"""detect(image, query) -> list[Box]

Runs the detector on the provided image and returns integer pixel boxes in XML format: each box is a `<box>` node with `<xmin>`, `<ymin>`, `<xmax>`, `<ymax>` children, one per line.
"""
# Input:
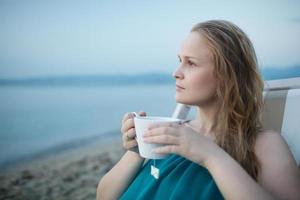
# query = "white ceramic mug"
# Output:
<box><xmin>133</xmin><ymin>115</ymin><xmax>182</xmax><ymax>159</ymax></box>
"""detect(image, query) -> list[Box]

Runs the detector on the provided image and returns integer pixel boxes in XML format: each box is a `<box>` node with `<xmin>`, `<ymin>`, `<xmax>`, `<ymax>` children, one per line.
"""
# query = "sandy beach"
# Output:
<box><xmin>0</xmin><ymin>131</ymin><xmax>125</xmax><ymax>200</ymax></box>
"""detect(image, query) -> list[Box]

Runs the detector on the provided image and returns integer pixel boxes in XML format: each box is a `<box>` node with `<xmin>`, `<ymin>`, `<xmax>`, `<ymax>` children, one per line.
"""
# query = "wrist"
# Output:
<box><xmin>126</xmin><ymin>150</ymin><xmax>145</xmax><ymax>162</ymax></box>
<box><xmin>204</xmin><ymin>147</ymin><xmax>228</xmax><ymax>170</ymax></box>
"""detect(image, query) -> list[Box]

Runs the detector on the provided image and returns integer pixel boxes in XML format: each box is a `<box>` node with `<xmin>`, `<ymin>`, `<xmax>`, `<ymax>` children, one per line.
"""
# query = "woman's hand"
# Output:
<box><xmin>143</xmin><ymin>122</ymin><xmax>223</xmax><ymax>167</ymax></box>
<box><xmin>121</xmin><ymin>111</ymin><xmax>147</xmax><ymax>155</ymax></box>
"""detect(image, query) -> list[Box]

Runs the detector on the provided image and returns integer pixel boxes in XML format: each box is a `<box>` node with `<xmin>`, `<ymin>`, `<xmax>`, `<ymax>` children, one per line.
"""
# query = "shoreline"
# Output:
<box><xmin>0</xmin><ymin>130</ymin><xmax>121</xmax><ymax>173</ymax></box>
<box><xmin>0</xmin><ymin>130</ymin><xmax>126</xmax><ymax>200</ymax></box>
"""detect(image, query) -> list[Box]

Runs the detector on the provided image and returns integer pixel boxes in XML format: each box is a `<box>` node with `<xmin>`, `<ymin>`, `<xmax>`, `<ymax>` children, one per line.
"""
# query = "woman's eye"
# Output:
<box><xmin>188</xmin><ymin>60</ymin><xmax>196</xmax><ymax>66</ymax></box>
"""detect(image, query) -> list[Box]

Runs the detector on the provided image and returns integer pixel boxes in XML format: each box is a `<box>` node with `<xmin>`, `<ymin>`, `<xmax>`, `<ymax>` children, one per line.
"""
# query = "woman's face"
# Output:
<box><xmin>173</xmin><ymin>31</ymin><xmax>218</xmax><ymax>106</ymax></box>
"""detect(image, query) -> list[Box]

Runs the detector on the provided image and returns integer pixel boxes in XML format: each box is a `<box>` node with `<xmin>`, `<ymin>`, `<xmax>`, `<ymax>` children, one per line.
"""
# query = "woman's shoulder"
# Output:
<box><xmin>254</xmin><ymin>129</ymin><xmax>300</xmax><ymax>198</ymax></box>
<box><xmin>254</xmin><ymin>129</ymin><xmax>294</xmax><ymax>164</ymax></box>
<box><xmin>255</xmin><ymin>129</ymin><xmax>289</xmax><ymax>153</ymax></box>
<box><xmin>255</xmin><ymin>129</ymin><xmax>283</xmax><ymax>146</ymax></box>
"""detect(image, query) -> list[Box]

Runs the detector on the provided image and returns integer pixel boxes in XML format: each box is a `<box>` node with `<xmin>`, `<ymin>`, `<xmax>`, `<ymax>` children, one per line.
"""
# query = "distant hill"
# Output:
<box><xmin>261</xmin><ymin>65</ymin><xmax>300</xmax><ymax>80</ymax></box>
<box><xmin>0</xmin><ymin>66</ymin><xmax>299</xmax><ymax>86</ymax></box>
<box><xmin>0</xmin><ymin>73</ymin><xmax>174</xmax><ymax>87</ymax></box>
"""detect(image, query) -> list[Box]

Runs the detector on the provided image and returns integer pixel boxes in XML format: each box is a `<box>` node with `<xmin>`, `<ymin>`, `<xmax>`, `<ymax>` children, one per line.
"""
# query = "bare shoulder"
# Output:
<box><xmin>255</xmin><ymin>130</ymin><xmax>300</xmax><ymax>199</ymax></box>
<box><xmin>255</xmin><ymin>130</ymin><xmax>294</xmax><ymax>161</ymax></box>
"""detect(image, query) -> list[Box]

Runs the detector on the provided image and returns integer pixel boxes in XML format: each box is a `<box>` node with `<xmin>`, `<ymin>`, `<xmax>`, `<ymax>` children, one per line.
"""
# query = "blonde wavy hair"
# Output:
<box><xmin>191</xmin><ymin>20</ymin><xmax>264</xmax><ymax>180</ymax></box>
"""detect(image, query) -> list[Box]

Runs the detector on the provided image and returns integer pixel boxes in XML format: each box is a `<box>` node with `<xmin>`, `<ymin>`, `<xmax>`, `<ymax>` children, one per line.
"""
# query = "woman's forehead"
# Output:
<box><xmin>179</xmin><ymin>32</ymin><xmax>212</xmax><ymax>60</ymax></box>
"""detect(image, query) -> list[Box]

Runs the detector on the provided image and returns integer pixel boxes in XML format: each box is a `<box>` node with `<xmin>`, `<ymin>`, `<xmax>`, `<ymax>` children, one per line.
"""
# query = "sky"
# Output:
<box><xmin>0</xmin><ymin>0</ymin><xmax>300</xmax><ymax>78</ymax></box>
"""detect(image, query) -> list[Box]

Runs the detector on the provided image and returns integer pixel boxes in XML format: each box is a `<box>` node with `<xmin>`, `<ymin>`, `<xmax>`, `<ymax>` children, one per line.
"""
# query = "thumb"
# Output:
<box><xmin>138</xmin><ymin>111</ymin><xmax>147</xmax><ymax>116</ymax></box>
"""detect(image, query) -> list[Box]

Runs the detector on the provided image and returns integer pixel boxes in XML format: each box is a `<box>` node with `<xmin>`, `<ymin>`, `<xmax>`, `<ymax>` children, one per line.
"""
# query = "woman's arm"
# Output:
<box><xmin>96</xmin><ymin>151</ymin><xmax>145</xmax><ymax>200</ymax></box>
<box><xmin>205</xmin><ymin>131</ymin><xmax>300</xmax><ymax>200</ymax></box>
<box><xmin>206</xmin><ymin>149</ymin><xmax>274</xmax><ymax>200</ymax></box>
<box><xmin>255</xmin><ymin>131</ymin><xmax>300</xmax><ymax>199</ymax></box>
<box><xmin>97</xmin><ymin>111</ymin><xmax>147</xmax><ymax>200</ymax></box>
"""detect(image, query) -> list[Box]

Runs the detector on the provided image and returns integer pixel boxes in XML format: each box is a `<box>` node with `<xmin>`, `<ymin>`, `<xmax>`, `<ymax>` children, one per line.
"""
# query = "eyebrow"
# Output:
<box><xmin>177</xmin><ymin>54</ymin><xmax>201</xmax><ymax>61</ymax></box>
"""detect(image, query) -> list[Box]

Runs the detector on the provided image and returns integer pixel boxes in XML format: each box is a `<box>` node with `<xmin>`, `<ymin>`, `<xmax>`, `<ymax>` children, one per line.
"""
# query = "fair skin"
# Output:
<box><xmin>97</xmin><ymin>111</ymin><xmax>146</xmax><ymax>200</ymax></box>
<box><xmin>142</xmin><ymin>32</ymin><xmax>300</xmax><ymax>199</ymax></box>
<box><xmin>97</xmin><ymin>31</ymin><xmax>300</xmax><ymax>200</ymax></box>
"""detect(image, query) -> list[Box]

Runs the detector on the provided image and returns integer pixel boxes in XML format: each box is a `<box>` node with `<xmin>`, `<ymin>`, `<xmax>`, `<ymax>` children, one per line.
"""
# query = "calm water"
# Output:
<box><xmin>0</xmin><ymin>84</ymin><xmax>181</xmax><ymax>168</ymax></box>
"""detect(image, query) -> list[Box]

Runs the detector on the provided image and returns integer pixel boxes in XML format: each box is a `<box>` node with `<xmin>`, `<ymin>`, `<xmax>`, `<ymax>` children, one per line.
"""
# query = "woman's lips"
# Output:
<box><xmin>176</xmin><ymin>84</ymin><xmax>185</xmax><ymax>91</ymax></box>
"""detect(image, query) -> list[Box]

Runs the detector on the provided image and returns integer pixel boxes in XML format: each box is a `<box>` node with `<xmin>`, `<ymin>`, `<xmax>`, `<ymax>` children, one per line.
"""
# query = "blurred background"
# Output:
<box><xmin>0</xmin><ymin>0</ymin><xmax>299</xmax><ymax>199</ymax></box>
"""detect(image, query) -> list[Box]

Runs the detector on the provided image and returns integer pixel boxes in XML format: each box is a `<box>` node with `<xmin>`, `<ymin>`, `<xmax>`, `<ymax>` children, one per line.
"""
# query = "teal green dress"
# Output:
<box><xmin>119</xmin><ymin>154</ymin><xmax>224</xmax><ymax>200</ymax></box>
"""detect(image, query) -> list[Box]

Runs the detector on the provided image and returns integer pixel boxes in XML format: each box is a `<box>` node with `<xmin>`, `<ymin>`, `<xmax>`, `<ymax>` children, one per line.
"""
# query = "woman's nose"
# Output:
<box><xmin>172</xmin><ymin>67</ymin><xmax>184</xmax><ymax>79</ymax></box>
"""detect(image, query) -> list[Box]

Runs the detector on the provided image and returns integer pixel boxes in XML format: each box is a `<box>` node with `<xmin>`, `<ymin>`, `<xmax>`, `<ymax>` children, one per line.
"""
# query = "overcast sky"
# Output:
<box><xmin>0</xmin><ymin>0</ymin><xmax>300</xmax><ymax>78</ymax></box>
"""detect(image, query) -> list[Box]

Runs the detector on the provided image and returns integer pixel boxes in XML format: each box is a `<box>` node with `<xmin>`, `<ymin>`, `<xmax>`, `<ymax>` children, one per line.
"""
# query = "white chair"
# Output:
<box><xmin>262</xmin><ymin>77</ymin><xmax>300</xmax><ymax>165</ymax></box>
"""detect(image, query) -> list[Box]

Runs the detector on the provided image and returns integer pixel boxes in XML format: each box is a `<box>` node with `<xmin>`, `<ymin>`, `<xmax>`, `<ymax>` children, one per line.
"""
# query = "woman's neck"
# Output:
<box><xmin>190</xmin><ymin>101</ymin><xmax>221</xmax><ymax>136</ymax></box>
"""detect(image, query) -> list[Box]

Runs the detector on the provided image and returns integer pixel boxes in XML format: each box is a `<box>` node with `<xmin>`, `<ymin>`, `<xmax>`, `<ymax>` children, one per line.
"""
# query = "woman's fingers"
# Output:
<box><xmin>122</xmin><ymin>112</ymin><xmax>132</xmax><ymax>124</ymax></box>
<box><xmin>126</xmin><ymin>127</ymin><xmax>136</xmax><ymax>139</ymax></box>
<box><xmin>122</xmin><ymin>111</ymin><xmax>146</xmax><ymax>125</ymax></box>
<box><xmin>121</xmin><ymin>111</ymin><xmax>146</xmax><ymax>133</ymax></box>
<box><xmin>122</xmin><ymin>127</ymin><xmax>137</xmax><ymax>146</ymax></box>
<box><xmin>121</xmin><ymin>113</ymin><xmax>133</xmax><ymax>133</ymax></box>
<box><xmin>144</xmin><ymin>126</ymin><xmax>179</xmax><ymax>137</ymax></box>
<box><xmin>152</xmin><ymin>145</ymin><xmax>179</xmax><ymax>154</ymax></box>
<box><xmin>121</xmin><ymin>111</ymin><xmax>149</xmax><ymax>154</ymax></box>
<box><xmin>138</xmin><ymin>111</ymin><xmax>147</xmax><ymax>116</ymax></box>
<box><xmin>147</xmin><ymin>122</ymin><xmax>181</xmax><ymax>130</ymax></box>
<box><xmin>143</xmin><ymin>134</ymin><xmax>179</xmax><ymax>145</ymax></box>
<box><xmin>121</xmin><ymin>118</ymin><xmax>134</xmax><ymax>133</ymax></box>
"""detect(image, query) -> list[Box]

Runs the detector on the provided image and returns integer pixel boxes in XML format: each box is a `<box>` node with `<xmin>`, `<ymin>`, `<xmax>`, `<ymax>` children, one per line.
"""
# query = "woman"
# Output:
<box><xmin>97</xmin><ymin>20</ymin><xmax>300</xmax><ymax>199</ymax></box>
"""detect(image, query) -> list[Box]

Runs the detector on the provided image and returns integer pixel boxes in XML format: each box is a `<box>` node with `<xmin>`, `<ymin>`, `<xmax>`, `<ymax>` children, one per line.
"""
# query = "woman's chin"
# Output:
<box><xmin>175</xmin><ymin>95</ymin><xmax>191</xmax><ymax>105</ymax></box>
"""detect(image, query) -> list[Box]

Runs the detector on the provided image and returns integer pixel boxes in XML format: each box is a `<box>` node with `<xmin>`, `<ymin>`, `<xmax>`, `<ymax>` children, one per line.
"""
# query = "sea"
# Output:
<box><xmin>0</xmin><ymin>83</ymin><xmax>187</xmax><ymax>170</ymax></box>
